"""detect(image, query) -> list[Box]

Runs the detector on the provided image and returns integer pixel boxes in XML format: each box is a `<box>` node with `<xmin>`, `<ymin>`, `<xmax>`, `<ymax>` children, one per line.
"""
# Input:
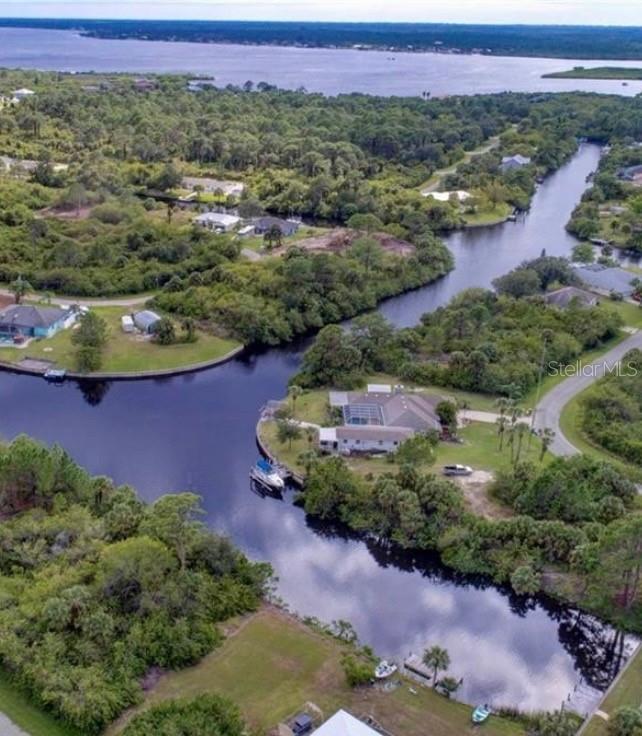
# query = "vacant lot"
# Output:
<box><xmin>106</xmin><ymin>607</ymin><xmax>523</xmax><ymax>736</ymax></box>
<box><xmin>275</xmin><ymin>228</ymin><xmax>416</xmax><ymax>257</ymax></box>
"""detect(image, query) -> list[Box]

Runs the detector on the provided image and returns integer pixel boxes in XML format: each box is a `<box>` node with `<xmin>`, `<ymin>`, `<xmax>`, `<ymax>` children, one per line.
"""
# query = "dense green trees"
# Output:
<box><xmin>123</xmin><ymin>694</ymin><xmax>246</xmax><ymax>736</ymax></box>
<box><xmin>295</xmin><ymin>283</ymin><xmax>622</xmax><ymax>397</ymax></box>
<box><xmin>0</xmin><ymin>436</ymin><xmax>270</xmax><ymax>732</ymax></box>
<box><xmin>581</xmin><ymin>349</ymin><xmax>642</xmax><ymax>465</ymax></box>
<box><xmin>300</xmin><ymin>451</ymin><xmax>639</xmax><ymax>630</ymax></box>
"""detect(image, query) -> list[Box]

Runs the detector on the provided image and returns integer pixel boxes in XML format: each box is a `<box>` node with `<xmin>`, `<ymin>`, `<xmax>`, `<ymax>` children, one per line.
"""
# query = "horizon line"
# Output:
<box><xmin>0</xmin><ymin>17</ymin><xmax>641</xmax><ymax>30</ymax></box>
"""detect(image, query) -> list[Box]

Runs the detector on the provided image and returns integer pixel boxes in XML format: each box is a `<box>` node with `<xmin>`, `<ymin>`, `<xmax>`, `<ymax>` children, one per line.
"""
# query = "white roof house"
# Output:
<box><xmin>194</xmin><ymin>212</ymin><xmax>241</xmax><ymax>232</ymax></box>
<box><xmin>313</xmin><ymin>711</ymin><xmax>383</xmax><ymax>736</ymax></box>
<box><xmin>424</xmin><ymin>190</ymin><xmax>472</xmax><ymax>202</ymax></box>
<box><xmin>500</xmin><ymin>155</ymin><xmax>532</xmax><ymax>172</ymax></box>
<box><xmin>11</xmin><ymin>88</ymin><xmax>35</xmax><ymax>102</ymax></box>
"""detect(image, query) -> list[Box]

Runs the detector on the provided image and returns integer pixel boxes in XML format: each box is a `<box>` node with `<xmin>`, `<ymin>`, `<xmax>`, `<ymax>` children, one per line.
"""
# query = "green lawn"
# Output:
<box><xmin>106</xmin><ymin>608</ymin><xmax>523</xmax><ymax>736</ymax></box>
<box><xmin>240</xmin><ymin>225</ymin><xmax>328</xmax><ymax>254</ymax></box>
<box><xmin>0</xmin><ymin>306</ymin><xmax>240</xmax><ymax>374</ymax></box>
<box><xmin>462</xmin><ymin>202</ymin><xmax>513</xmax><ymax>227</ymax></box>
<box><xmin>0</xmin><ymin>671</ymin><xmax>80</xmax><ymax>736</ymax></box>
<box><xmin>260</xmin><ymin>419</ymin><xmax>547</xmax><ymax>480</ymax></box>
<box><xmin>583</xmin><ymin>646</ymin><xmax>642</xmax><ymax>736</ymax></box>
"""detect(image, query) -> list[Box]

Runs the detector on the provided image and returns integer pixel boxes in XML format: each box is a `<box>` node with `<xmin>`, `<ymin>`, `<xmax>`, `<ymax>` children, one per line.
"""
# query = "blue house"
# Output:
<box><xmin>0</xmin><ymin>305</ymin><xmax>70</xmax><ymax>339</ymax></box>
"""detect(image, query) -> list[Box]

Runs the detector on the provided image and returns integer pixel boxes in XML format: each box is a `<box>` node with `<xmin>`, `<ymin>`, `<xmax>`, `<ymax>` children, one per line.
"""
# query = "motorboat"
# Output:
<box><xmin>44</xmin><ymin>368</ymin><xmax>67</xmax><ymax>383</ymax></box>
<box><xmin>374</xmin><ymin>660</ymin><xmax>398</xmax><ymax>679</ymax></box>
<box><xmin>250</xmin><ymin>459</ymin><xmax>285</xmax><ymax>492</ymax></box>
<box><xmin>472</xmin><ymin>705</ymin><xmax>491</xmax><ymax>724</ymax></box>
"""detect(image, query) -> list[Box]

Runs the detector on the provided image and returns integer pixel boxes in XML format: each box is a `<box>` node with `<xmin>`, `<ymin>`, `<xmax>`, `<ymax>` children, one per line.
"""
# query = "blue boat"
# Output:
<box><xmin>472</xmin><ymin>705</ymin><xmax>491</xmax><ymax>724</ymax></box>
<box><xmin>250</xmin><ymin>459</ymin><xmax>285</xmax><ymax>492</ymax></box>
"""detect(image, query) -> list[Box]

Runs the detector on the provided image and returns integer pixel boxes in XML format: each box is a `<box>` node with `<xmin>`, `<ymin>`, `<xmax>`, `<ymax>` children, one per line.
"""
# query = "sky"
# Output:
<box><xmin>0</xmin><ymin>0</ymin><xmax>640</xmax><ymax>26</ymax></box>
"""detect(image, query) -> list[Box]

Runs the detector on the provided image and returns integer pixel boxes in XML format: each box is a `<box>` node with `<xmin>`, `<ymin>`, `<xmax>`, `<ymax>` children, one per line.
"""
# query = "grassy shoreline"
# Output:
<box><xmin>106</xmin><ymin>606</ymin><xmax>524</xmax><ymax>736</ymax></box>
<box><xmin>0</xmin><ymin>306</ymin><xmax>241</xmax><ymax>376</ymax></box>
<box><xmin>543</xmin><ymin>67</ymin><xmax>642</xmax><ymax>80</ymax></box>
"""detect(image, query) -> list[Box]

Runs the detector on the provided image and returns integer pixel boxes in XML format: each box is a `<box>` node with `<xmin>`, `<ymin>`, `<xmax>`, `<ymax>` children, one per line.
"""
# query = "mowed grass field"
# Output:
<box><xmin>106</xmin><ymin>607</ymin><xmax>523</xmax><ymax>736</ymax></box>
<box><xmin>0</xmin><ymin>306</ymin><xmax>240</xmax><ymax>374</ymax></box>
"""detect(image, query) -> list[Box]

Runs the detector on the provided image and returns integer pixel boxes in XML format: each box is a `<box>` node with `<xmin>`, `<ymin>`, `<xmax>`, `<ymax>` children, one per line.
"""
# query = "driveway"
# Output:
<box><xmin>533</xmin><ymin>330</ymin><xmax>642</xmax><ymax>457</ymax></box>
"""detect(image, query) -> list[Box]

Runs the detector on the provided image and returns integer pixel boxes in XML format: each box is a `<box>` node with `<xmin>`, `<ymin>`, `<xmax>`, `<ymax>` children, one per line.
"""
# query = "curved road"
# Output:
<box><xmin>0</xmin><ymin>288</ymin><xmax>151</xmax><ymax>308</ymax></box>
<box><xmin>533</xmin><ymin>330</ymin><xmax>642</xmax><ymax>458</ymax></box>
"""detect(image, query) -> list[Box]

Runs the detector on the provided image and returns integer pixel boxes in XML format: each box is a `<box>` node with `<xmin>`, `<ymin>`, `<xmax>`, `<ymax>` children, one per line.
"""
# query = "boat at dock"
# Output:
<box><xmin>374</xmin><ymin>660</ymin><xmax>398</xmax><ymax>679</ymax></box>
<box><xmin>250</xmin><ymin>458</ymin><xmax>285</xmax><ymax>492</ymax></box>
<box><xmin>44</xmin><ymin>368</ymin><xmax>66</xmax><ymax>382</ymax></box>
<box><xmin>472</xmin><ymin>705</ymin><xmax>491</xmax><ymax>724</ymax></box>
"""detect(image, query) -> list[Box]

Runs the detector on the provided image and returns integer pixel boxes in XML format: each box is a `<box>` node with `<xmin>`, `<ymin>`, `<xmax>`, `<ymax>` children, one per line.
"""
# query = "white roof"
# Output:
<box><xmin>367</xmin><ymin>383</ymin><xmax>392</xmax><ymax>394</ymax></box>
<box><xmin>314</xmin><ymin>711</ymin><xmax>381</xmax><ymax>736</ymax></box>
<box><xmin>329</xmin><ymin>391</ymin><xmax>349</xmax><ymax>407</ymax></box>
<box><xmin>12</xmin><ymin>88</ymin><xmax>35</xmax><ymax>95</ymax></box>
<box><xmin>238</xmin><ymin>225</ymin><xmax>255</xmax><ymax>235</ymax></box>
<box><xmin>424</xmin><ymin>190</ymin><xmax>471</xmax><ymax>202</ymax></box>
<box><xmin>195</xmin><ymin>213</ymin><xmax>240</xmax><ymax>227</ymax></box>
<box><xmin>319</xmin><ymin>428</ymin><xmax>337</xmax><ymax>443</ymax></box>
<box><xmin>121</xmin><ymin>315</ymin><xmax>134</xmax><ymax>325</ymax></box>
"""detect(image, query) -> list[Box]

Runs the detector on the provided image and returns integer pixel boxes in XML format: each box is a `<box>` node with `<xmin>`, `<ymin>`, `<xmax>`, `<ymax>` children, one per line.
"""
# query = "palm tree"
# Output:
<box><xmin>9</xmin><ymin>276</ymin><xmax>32</xmax><ymax>305</ymax></box>
<box><xmin>496</xmin><ymin>415</ymin><xmax>508</xmax><ymax>451</ymax></box>
<box><xmin>538</xmin><ymin>428</ymin><xmax>556</xmax><ymax>462</ymax></box>
<box><xmin>263</xmin><ymin>224</ymin><xmax>283</xmax><ymax>250</ymax></box>
<box><xmin>513</xmin><ymin>423</ymin><xmax>529</xmax><ymax>464</ymax></box>
<box><xmin>288</xmin><ymin>384</ymin><xmax>304</xmax><ymax>418</ymax></box>
<box><xmin>422</xmin><ymin>645</ymin><xmax>451</xmax><ymax>688</ymax></box>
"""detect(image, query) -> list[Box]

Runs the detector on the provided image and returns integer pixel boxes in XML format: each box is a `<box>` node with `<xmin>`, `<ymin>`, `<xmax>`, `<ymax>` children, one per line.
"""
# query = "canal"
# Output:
<box><xmin>0</xmin><ymin>143</ymin><xmax>636</xmax><ymax>713</ymax></box>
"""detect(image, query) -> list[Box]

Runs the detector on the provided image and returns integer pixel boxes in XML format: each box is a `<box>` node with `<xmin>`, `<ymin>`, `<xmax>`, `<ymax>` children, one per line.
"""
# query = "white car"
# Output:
<box><xmin>443</xmin><ymin>464</ymin><xmax>473</xmax><ymax>477</ymax></box>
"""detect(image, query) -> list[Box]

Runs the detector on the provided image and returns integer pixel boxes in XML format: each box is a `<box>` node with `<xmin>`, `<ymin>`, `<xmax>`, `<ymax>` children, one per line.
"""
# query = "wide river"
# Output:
<box><xmin>1</xmin><ymin>27</ymin><xmax>642</xmax><ymax>97</ymax></box>
<box><xmin>0</xmin><ymin>143</ymin><xmax>638</xmax><ymax>713</ymax></box>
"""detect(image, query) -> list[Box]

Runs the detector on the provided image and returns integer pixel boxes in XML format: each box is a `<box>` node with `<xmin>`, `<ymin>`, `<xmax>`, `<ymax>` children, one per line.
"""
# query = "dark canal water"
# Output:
<box><xmin>1</xmin><ymin>27</ymin><xmax>642</xmax><ymax>98</ymax></box>
<box><xmin>0</xmin><ymin>144</ymin><xmax>637</xmax><ymax>713</ymax></box>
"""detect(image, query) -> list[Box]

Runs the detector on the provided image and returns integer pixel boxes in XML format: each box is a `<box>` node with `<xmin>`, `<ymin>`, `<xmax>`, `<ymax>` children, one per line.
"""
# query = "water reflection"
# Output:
<box><xmin>0</xmin><ymin>144</ymin><xmax>637</xmax><ymax>712</ymax></box>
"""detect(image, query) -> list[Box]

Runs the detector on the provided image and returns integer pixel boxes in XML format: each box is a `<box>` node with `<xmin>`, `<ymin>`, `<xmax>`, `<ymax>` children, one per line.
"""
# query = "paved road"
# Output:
<box><xmin>419</xmin><ymin>135</ymin><xmax>501</xmax><ymax>194</ymax></box>
<box><xmin>0</xmin><ymin>288</ymin><xmax>150</xmax><ymax>308</ymax></box>
<box><xmin>0</xmin><ymin>712</ymin><xmax>29</xmax><ymax>736</ymax></box>
<box><xmin>533</xmin><ymin>330</ymin><xmax>642</xmax><ymax>457</ymax></box>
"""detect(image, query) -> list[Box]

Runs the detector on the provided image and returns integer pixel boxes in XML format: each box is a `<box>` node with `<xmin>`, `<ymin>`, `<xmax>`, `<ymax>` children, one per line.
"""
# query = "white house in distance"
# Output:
<box><xmin>194</xmin><ymin>212</ymin><xmax>241</xmax><ymax>233</ymax></box>
<box><xmin>11</xmin><ymin>88</ymin><xmax>35</xmax><ymax>103</ymax></box>
<box><xmin>424</xmin><ymin>190</ymin><xmax>472</xmax><ymax>202</ymax></box>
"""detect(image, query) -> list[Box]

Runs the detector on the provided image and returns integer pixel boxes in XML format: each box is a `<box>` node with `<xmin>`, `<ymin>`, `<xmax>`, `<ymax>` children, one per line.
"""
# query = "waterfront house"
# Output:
<box><xmin>194</xmin><ymin>212</ymin><xmax>241</xmax><ymax>232</ymax></box>
<box><xmin>133</xmin><ymin>310</ymin><xmax>161</xmax><ymax>334</ymax></box>
<box><xmin>312</xmin><ymin>710</ymin><xmax>384</xmax><ymax>736</ymax></box>
<box><xmin>320</xmin><ymin>385</ymin><xmax>440</xmax><ymax>455</ymax></box>
<box><xmin>544</xmin><ymin>286</ymin><xmax>599</xmax><ymax>308</ymax></box>
<box><xmin>500</xmin><ymin>154</ymin><xmax>532</xmax><ymax>173</ymax></box>
<box><xmin>617</xmin><ymin>164</ymin><xmax>642</xmax><ymax>187</ymax></box>
<box><xmin>0</xmin><ymin>305</ymin><xmax>70</xmax><ymax>339</ymax></box>
<box><xmin>251</xmin><ymin>216</ymin><xmax>301</xmax><ymax>237</ymax></box>
<box><xmin>574</xmin><ymin>264</ymin><xmax>637</xmax><ymax>298</ymax></box>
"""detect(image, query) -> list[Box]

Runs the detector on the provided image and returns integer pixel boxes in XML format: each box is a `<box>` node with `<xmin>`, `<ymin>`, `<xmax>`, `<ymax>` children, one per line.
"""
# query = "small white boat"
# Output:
<box><xmin>250</xmin><ymin>459</ymin><xmax>285</xmax><ymax>492</ymax></box>
<box><xmin>374</xmin><ymin>660</ymin><xmax>398</xmax><ymax>679</ymax></box>
<box><xmin>44</xmin><ymin>368</ymin><xmax>66</xmax><ymax>382</ymax></box>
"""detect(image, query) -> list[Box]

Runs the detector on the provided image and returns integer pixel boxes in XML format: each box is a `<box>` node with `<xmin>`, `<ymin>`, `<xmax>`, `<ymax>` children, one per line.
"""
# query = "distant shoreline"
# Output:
<box><xmin>0</xmin><ymin>19</ymin><xmax>641</xmax><ymax>61</ymax></box>
<box><xmin>543</xmin><ymin>66</ymin><xmax>642</xmax><ymax>80</ymax></box>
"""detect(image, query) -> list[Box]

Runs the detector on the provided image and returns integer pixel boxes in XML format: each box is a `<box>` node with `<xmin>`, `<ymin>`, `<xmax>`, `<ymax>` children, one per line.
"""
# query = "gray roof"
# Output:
<box><xmin>574</xmin><ymin>265</ymin><xmax>637</xmax><ymax>297</ymax></box>
<box><xmin>544</xmin><ymin>286</ymin><xmax>598</xmax><ymax>308</ymax></box>
<box><xmin>133</xmin><ymin>310</ymin><xmax>161</xmax><ymax>328</ymax></box>
<box><xmin>252</xmin><ymin>216</ymin><xmax>300</xmax><ymax>234</ymax></box>
<box><xmin>0</xmin><ymin>305</ymin><xmax>67</xmax><ymax>329</ymax></box>
<box><xmin>341</xmin><ymin>390</ymin><xmax>440</xmax><ymax>433</ymax></box>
